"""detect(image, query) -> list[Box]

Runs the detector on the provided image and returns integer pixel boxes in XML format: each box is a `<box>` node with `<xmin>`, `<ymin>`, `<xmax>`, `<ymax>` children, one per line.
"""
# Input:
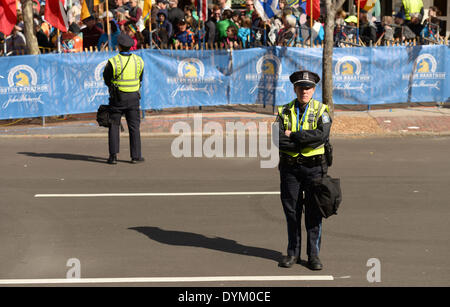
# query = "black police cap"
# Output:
<box><xmin>117</xmin><ymin>33</ymin><xmax>134</xmax><ymax>48</ymax></box>
<box><xmin>289</xmin><ymin>70</ymin><xmax>320</xmax><ymax>87</ymax></box>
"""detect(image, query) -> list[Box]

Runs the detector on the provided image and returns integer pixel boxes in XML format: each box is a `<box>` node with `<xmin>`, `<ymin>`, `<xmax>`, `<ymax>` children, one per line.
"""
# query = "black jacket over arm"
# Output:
<box><xmin>276</xmin><ymin>100</ymin><xmax>332</xmax><ymax>153</ymax></box>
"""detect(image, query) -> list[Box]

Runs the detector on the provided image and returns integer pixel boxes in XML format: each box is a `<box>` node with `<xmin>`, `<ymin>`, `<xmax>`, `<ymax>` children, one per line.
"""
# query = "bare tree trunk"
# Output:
<box><xmin>21</xmin><ymin>0</ymin><xmax>40</xmax><ymax>55</ymax></box>
<box><xmin>322</xmin><ymin>0</ymin><xmax>346</xmax><ymax>116</ymax></box>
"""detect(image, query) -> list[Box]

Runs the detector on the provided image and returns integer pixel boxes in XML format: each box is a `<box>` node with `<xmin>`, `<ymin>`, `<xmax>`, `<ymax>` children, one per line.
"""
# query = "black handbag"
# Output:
<box><xmin>311</xmin><ymin>175</ymin><xmax>342</xmax><ymax>218</ymax></box>
<box><xmin>96</xmin><ymin>104</ymin><xmax>111</xmax><ymax>127</ymax></box>
<box><xmin>96</xmin><ymin>56</ymin><xmax>132</xmax><ymax>129</ymax></box>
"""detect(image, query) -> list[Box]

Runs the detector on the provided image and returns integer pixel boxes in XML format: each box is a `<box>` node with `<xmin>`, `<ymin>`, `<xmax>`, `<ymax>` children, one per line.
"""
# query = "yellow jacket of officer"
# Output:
<box><xmin>278</xmin><ymin>98</ymin><xmax>329</xmax><ymax>157</ymax></box>
<box><xmin>108</xmin><ymin>53</ymin><xmax>144</xmax><ymax>92</ymax></box>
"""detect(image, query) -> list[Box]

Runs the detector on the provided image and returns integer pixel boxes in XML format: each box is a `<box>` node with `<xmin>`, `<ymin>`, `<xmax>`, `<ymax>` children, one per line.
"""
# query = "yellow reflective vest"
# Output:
<box><xmin>402</xmin><ymin>0</ymin><xmax>423</xmax><ymax>20</ymax></box>
<box><xmin>278</xmin><ymin>98</ymin><xmax>328</xmax><ymax>157</ymax></box>
<box><xmin>108</xmin><ymin>53</ymin><xmax>144</xmax><ymax>92</ymax></box>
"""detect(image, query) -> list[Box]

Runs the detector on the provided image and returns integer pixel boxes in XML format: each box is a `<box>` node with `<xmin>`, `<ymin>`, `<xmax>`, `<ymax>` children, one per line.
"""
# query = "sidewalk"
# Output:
<box><xmin>1</xmin><ymin>106</ymin><xmax>450</xmax><ymax>138</ymax></box>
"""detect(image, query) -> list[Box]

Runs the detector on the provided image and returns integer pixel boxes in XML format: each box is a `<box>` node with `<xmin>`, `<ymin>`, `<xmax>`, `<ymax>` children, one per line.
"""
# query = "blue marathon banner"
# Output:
<box><xmin>230</xmin><ymin>47</ymin><xmax>325</xmax><ymax>106</ymax></box>
<box><xmin>0</xmin><ymin>45</ymin><xmax>449</xmax><ymax>119</ymax></box>
<box><xmin>143</xmin><ymin>49</ymin><xmax>231</xmax><ymax>110</ymax></box>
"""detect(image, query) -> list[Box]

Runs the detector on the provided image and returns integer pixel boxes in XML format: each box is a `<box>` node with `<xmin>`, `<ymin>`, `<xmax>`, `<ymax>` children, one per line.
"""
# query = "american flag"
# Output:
<box><xmin>197</xmin><ymin>0</ymin><xmax>208</xmax><ymax>21</ymax></box>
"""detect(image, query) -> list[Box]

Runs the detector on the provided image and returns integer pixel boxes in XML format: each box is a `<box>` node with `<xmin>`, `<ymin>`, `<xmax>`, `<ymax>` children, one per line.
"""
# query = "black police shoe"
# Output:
<box><xmin>107</xmin><ymin>154</ymin><xmax>117</xmax><ymax>165</ymax></box>
<box><xmin>131</xmin><ymin>157</ymin><xmax>145</xmax><ymax>164</ymax></box>
<box><xmin>278</xmin><ymin>255</ymin><xmax>298</xmax><ymax>268</ymax></box>
<box><xmin>307</xmin><ymin>256</ymin><xmax>323</xmax><ymax>270</ymax></box>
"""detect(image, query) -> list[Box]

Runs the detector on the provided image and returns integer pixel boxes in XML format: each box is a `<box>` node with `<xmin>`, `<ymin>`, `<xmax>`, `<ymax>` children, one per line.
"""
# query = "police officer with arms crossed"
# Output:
<box><xmin>103</xmin><ymin>33</ymin><xmax>145</xmax><ymax>164</ymax></box>
<box><xmin>277</xmin><ymin>70</ymin><xmax>332</xmax><ymax>270</ymax></box>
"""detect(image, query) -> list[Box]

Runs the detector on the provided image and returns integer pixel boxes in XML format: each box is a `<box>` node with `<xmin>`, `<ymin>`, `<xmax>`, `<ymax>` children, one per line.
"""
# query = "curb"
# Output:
<box><xmin>2</xmin><ymin>130</ymin><xmax>450</xmax><ymax>139</ymax></box>
<box><xmin>1</xmin><ymin>109</ymin><xmax>450</xmax><ymax>138</ymax></box>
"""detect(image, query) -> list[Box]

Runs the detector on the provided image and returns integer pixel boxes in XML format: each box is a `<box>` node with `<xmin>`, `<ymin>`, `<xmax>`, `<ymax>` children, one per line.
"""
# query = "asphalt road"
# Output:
<box><xmin>0</xmin><ymin>135</ymin><xmax>449</xmax><ymax>287</ymax></box>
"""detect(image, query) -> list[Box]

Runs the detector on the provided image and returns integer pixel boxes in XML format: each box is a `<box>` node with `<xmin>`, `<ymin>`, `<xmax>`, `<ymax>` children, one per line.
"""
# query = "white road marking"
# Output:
<box><xmin>0</xmin><ymin>275</ymin><xmax>334</xmax><ymax>285</ymax></box>
<box><xmin>334</xmin><ymin>275</ymin><xmax>352</xmax><ymax>279</ymax></box>
<box><xmin>34</xmin><ymin>192</ymin><xmax>281</xmax><ymax>198</ymax></box>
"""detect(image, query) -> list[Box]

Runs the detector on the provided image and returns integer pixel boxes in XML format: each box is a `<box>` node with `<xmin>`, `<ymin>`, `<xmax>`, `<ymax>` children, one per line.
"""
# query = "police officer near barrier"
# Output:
<box><xmin>277</xmin><ymin>70</ymin><xmax>332</xmax><ymax>270</ymax></box>
<box><xmin>103</xmin><ymin>33</ymin><xmax>145</xmax><ymax>164</ymax></box>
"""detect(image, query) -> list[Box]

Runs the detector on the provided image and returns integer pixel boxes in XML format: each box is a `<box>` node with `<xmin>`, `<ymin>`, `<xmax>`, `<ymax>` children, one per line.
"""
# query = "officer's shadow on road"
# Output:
<box><xmin>18</xmin><ymin>152</ymin><xmax>109</xmax><ymax>164</ymax></box>
<box><xmin>129</xmin><ymin>226</ymin><xmax>283</xmax><ymax>264</ymax></box>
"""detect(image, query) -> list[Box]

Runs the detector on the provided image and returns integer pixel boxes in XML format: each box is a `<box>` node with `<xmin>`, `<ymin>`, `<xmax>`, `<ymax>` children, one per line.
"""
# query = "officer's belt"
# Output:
<box><xmin>280</xmin><ymin>152</ymin><xmax>324</xmax><ymax>167</ymax></box>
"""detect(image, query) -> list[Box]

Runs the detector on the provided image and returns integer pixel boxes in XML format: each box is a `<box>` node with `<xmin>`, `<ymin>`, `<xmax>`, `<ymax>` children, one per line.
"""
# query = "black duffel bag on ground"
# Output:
<box><xmin>96</xmin><ymin>104</ymin><xmax>125</xmax><ymax>132</ymax></box>
<box><xmin>96</xmin><ymin>104</ymin><xmax>111</xmax><ymax>127</ymax></box>
<box><xmin>311</xmin><ymin>175</ymin><xmax>342</xmax><ymax>218</ymax></box>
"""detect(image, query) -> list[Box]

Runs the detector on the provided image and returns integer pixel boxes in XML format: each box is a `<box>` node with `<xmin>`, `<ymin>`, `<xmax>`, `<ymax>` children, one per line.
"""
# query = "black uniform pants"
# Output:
<box><xmin>108</xmin><ymin>105</ymin><xmax>142</xmax><ymax>159</ymax></box>
<box><xmin>279</xmin><ymin>160</ymin><xmax>323</xmax><ymax>259</ymax></box>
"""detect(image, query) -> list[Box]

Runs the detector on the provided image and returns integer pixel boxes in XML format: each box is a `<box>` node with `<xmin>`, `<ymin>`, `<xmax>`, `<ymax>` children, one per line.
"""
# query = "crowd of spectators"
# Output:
<box><xmin>1</xmin><ymin>0</ymin><xmax>448</xmax><ymax>56</ymax></box>
<box><xmin>334</xmin><ymin>4</ymin><xmax>447</xmax><ymax>46</ymax></box>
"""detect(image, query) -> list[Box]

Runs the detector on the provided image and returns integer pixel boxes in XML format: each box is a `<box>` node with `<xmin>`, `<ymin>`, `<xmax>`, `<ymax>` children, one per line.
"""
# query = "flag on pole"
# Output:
<box><xmin>355</xmin><ymin>0</ymin><xmax>364</xmax><ymax>10</ymax></box>
<box><xmin>254</xmin><ymin>0</ymin><xmax>280</xmax><ymax>21</ymax></box>
<box><xmin>354</xmin><ymin>0</ymin><xmax>376</xmax><ymax>11</ymax></box>
<box><xmin>80</xmin><ymin>0</ymin><xmax>94</xmax><ymax>20</ymax></box>
<box><xmin>0</xmin><ymin>0</ymin><xmax>17</xmax><ymax>35</ymax></box>
<box><xmin>44</xmin><ymin>0</ymin><xmax>69</xmax><ymax>32</ymax></box>
<box><xmin>371</xmin><ymin>0</ymin><xmax>381</xmax><ymax>17</ymax></box>
<box><xmin>142</xmin><ymin>0</ymin><xmax>151</xmax><ymax>21</ymax></box>
<box><xmin>138</xmin><ymin>0</ymin><xmax>151</xmax><ymax>32</ymax></box>
<box><xmin>306</xmin><ymin>0</ymin><xmax>320</xmax><ymax>21</ymax></box>
<box><xmin>197</xmin><ymin>0</ymin><xmax>207</xmax><ymax>22</ymax></box>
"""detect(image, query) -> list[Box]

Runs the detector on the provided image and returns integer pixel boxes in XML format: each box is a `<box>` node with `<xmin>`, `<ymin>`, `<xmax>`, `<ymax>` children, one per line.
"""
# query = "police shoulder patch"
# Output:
<box><xmin>322</xmin><ymin>112</ymin><xmax>331</xmax><ymax>124</ymax></box>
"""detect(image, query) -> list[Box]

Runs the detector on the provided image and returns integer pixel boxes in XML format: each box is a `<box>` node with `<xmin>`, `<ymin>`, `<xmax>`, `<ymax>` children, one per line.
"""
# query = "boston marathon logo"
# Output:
<box><xmin>168</xmin><ymin>58</ymin><xmax>215</xmax><ymax>97</ymax></box>
<box><xmin>177</xmin><ymin>58</ymin><xmax>205</xmax><ymax>78</ymax></box>
<box><xmin>7</xmin><ymin>65</ymin><xmax>37</xmax><ymax>87</ymax></box>
<box><xmin>0</xmin><ymin>65</ymin><xmax>48</xmax><ymax>109</ymax></box>
<box><xmin>403</xmin><ymin>54</ymin><xmax>446</xmax><ymax>92</ymax></box>
<box><xmin>333</xmin><ymin>56</ymin><xmax>370</xmax><ymax>93</ymax></box>
<box><xmin>83</xmin><ymin>60</ymin><xmax>109</xmax><ymax>103</ymax></box>
<box><xmin>246</xmin><ymin>54</ymin><xmax>287</xmax><ymax>95</ymax></box>
<box><xmin>246</xmin><ymin>54</ymin><xmax>282</xmax><ymax>82</ymax></box>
